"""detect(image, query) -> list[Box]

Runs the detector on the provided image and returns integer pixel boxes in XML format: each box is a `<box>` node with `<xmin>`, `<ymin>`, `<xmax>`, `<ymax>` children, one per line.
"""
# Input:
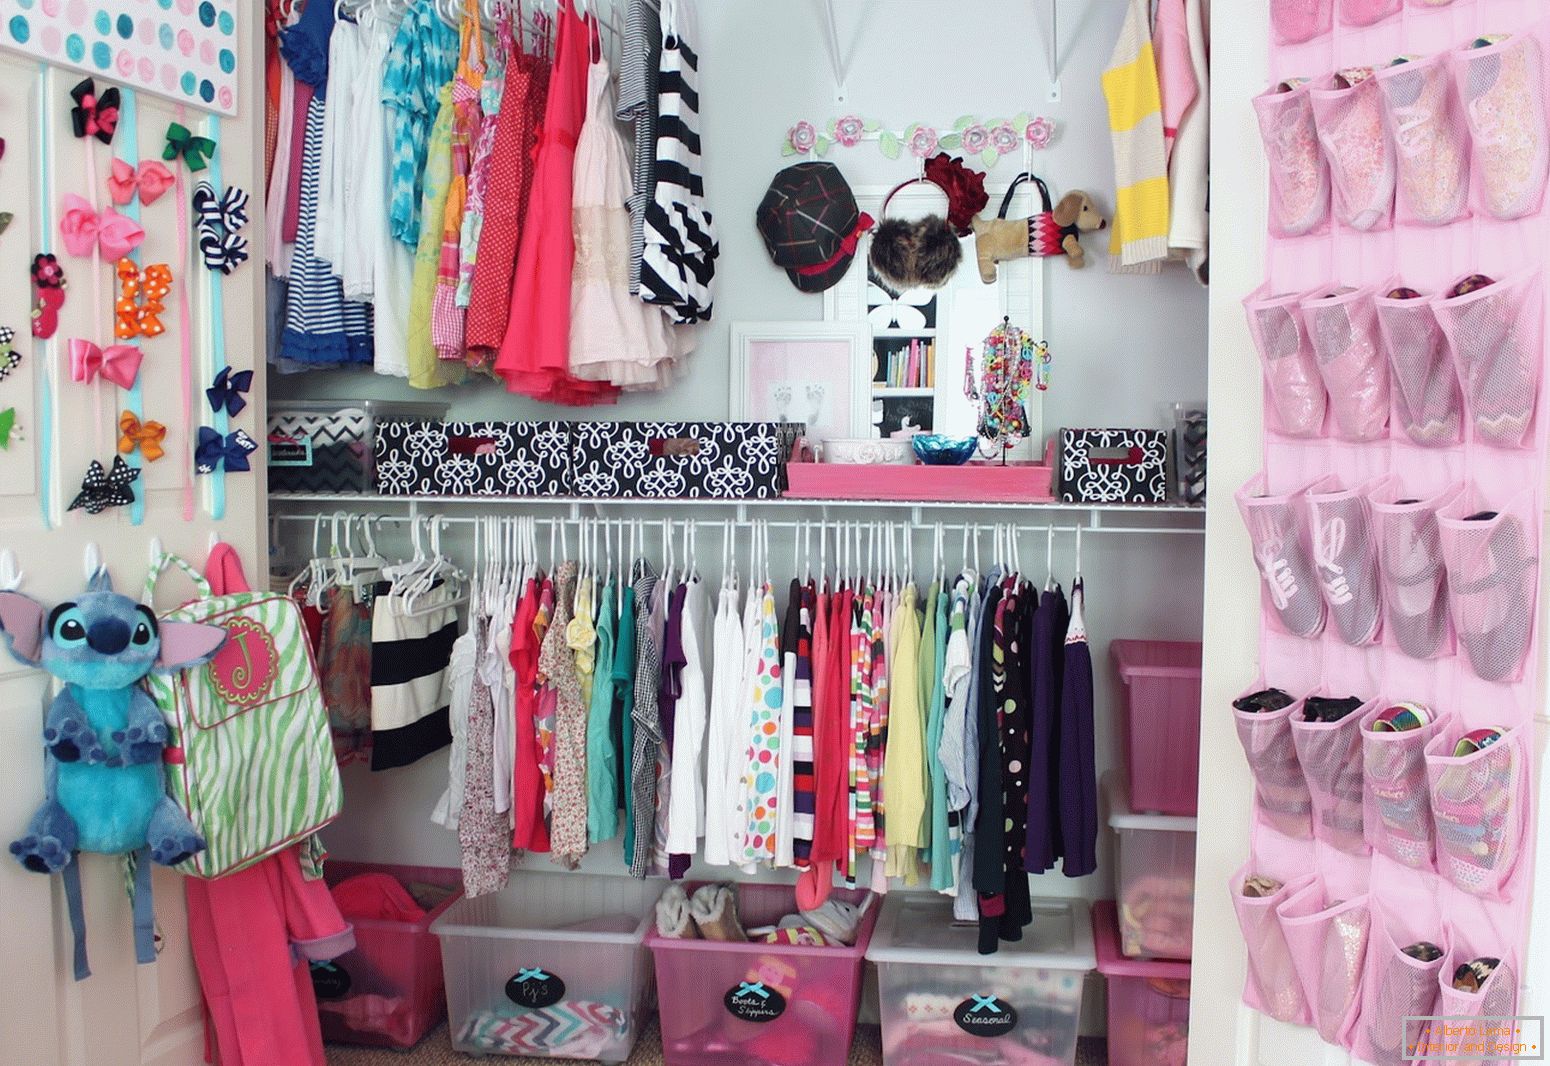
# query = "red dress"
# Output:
<box><xmin>464</xmin><ymin>35</ymin><xmax>550</xmax><ymax>361</ymax></box>
<box><xmin>494</xmin><ymin>3</ymin><xmax>616</xmax><ymax>404</ymax></box>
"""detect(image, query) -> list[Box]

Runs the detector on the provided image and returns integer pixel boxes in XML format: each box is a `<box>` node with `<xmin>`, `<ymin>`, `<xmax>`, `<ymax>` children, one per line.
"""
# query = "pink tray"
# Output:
<box><xmin>787</xmin><ymin>460</ymin><xmax>1054</xmax><ymax>503</ymax></box>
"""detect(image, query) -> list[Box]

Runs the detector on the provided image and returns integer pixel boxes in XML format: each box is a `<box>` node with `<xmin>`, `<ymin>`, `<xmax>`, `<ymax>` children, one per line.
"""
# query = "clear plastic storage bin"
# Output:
<box><xmin>267</xmin><ymin>400</ymin><xmax>448</xmax><ymax>495</ymax></box>
<box><xmin>1093</xmin><ymin>900</ymin><xmax>1191</xmax><ymax>1066</ymax></box>
<box><xmin>1107</xmin><ymin>773</ymin><xmax>1197</xmax><ymax>960</ymax></box>
<box><xmin>314</xmin><ymin>862</ymin><xmax>463</xmax><ymax>1049</ymax></box>
<box><xmin>866</xmin><ymin>894</ymin><xmax>1095</xmax><ymax>1066</ymax></box>
<box><xmin>1111</xmin><ymin>639</ymin><xmax>1203</xmax><ymax>815</ymax></box>
<box><xmin>646</xmin><ymin>883</ymin><xmax>877</xmax><ymax>1066</ymax></box>
<box><xmin>430</xmin><ymin>871</ymin><xmax>660</xmax><ymax>1062</ymax></box>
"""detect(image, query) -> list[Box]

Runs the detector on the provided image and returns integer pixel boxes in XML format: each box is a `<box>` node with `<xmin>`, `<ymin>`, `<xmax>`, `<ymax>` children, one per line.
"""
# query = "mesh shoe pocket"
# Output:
<box><xmin>1374</xmin><ymin>293</ymin><xmax>1463</xmax><ymax>446</ymax></box>
<box><xmin>1277</xmin><ymin>883</ymin><xmax>1371</xmax><ymax>1048</ymax></box>
<box><xmin>1356</xmin><ymin>913</ymin><xmax>1445</xmax><ymax>1066</ymax></box>
<box><xmin>1437</xmin><ymin>494</ymin><xmax>1538</xmax><ymax>684</ymax></box>
<box><xmin>1291</xmin><ymin>696</ymin><xmax>1374</xmax><ymax>854</ymax></box>
<box><xmin>1307</xmin><ymin>484</ymin><xmax>1383</xmax><ymax>646</ymax></box>
<box><xmin>1246</xmin><ymin>286</ymin><xmax>1327</xmax><ymax>438</ymax></box>
<box><xmin>1230</xmin><ymin>866</ymin><xmax>1314</xmax><ymax>1024</ymax></box>
<box><xmin>1377</xmin><ymin>54</ymin><xmax>1472</xmax><ymax>226</ymax></box>
<box><xmin>1361</xmin><ymin>702</ymin><xmax>1451</xmax><ymax>868</ymax></box>
<box><xmin>1371</xmin><ymin>484</ymin><xmax>1463</xmax><ymax>661</ymax></box>
<box><xmin>1312</xmin><ymin>77</ymin><xmax>1396</xmax><ymax>230</ymax></box>
<box><xmin>1254</xmin><ymin>83</ymin><xmax>1331</xmax><ymax>237</ymax></box>
<box><xmin>1237</xmin><ymin>474</ymin><xmax>1328</xmax><ymax>638</ymax></box>
<box><xmin>1234</xmin><ymin>690</ymin><xmax>1313</xmax><ymax>839</ymax></box>
<box><xmin>1455</xmin><ymin>32</ymin><xmax>1550</xmax><ymax>221</ymax></box>
<box><xmin>1431</xmin><ymin>949</ymin><xmax>1518</xmax><ymax>1066</ymax></box>
<box><xmin>1302</xmin><ymin>287</ymin><xmax>1391</xmax><ymax>441</ymax></box>
<box><xmin>1425</xmin><ymin>725</ymin><xmax>1528</xmax><ymax>898</ymax></box>
<box><xmin>1432</xmin><ymin>271</ymin><xmax>1543</xmax><ymax>450</ymax></box>
<box><xmin>1272</xmin><ymin>0</ymin><xmax>1331</xmax><ymax>43</ymax></box>
<box><xmin>1339</xmin><ymin>0</ymin><xmax>1400</xmax><ymax>24</ymax></box>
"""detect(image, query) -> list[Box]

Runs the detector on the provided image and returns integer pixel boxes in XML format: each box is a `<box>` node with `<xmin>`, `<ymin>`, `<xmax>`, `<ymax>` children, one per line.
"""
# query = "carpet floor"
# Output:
<box><xmin>326</xmin><ymin>1020</ymin><xmax>1110</xmax><ymax>1065</ymax></box>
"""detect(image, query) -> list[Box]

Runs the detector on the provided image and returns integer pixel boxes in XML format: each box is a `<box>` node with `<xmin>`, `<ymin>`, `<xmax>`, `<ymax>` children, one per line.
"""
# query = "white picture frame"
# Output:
<box><xmin>729</xmin><ymin>321</ymin><xmax>874</xmax><ymax>443</ymax></box>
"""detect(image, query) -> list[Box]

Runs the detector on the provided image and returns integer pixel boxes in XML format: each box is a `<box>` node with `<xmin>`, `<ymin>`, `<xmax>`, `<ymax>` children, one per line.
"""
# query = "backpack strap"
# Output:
<box><xmin>129</xmin><ymin>846</ymin><xmax>157</xmax><ymax>966</ymax></box>
<box><xmin>998</xmin><ymin>173</ymin><xmax>1054</xmax><ymax>218</ymax></box>
<box><xmin>62</xmin><ymin>856</ymin><xmax>90</xmax><ymax>980</ymax></box>
<box><xmin>144</xmin><ymin>550</ymin><xmax>213</xmax><ymax>607</ymax></box>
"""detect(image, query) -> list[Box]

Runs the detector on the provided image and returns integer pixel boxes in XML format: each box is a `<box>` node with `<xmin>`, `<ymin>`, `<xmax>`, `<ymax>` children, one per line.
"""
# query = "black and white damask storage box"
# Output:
<box><xmin>1058</xmin><ymin>428</ymin><xmax>1172</xmax><ymax>504</ymax></box>
<box><xmin>374</xmin><ymin>421</ymin><xmax>573</xmax><ymax>497</ymax></box>
<box><xmin>569</xmin><ymin>421</ymin><xmax>790</xmax><ymax>499</ymax></box>
<box><xmin>269</xmin><ymin>401</ymin><xmax>448</xmax><ymax>495</ymax></box>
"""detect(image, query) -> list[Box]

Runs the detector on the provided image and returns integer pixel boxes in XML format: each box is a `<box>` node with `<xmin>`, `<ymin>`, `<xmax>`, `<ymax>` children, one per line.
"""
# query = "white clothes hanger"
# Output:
<box><xmin>1045</xmin><ymin>525</ymin><xmax>1056</xmax><ymax>592</ymax></box>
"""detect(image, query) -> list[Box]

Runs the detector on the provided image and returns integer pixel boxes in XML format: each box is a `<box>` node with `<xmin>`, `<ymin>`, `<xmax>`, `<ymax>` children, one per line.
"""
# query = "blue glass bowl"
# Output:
<box><xmin>911</xmin><ymin>434</ymin><xmax>978</xmax><ymax>466</ymax></box>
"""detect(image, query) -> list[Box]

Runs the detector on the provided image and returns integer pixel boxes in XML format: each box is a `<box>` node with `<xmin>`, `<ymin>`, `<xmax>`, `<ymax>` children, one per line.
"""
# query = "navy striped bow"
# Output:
<box><xmin>193</xmin><ymin>182</ymin><xmax>250</xmax><ymax>275</ymax></box>
<box><xmin>195</xmin><ymin>427</ymin><xmax>258</xmax><ymax>474</ymax></box>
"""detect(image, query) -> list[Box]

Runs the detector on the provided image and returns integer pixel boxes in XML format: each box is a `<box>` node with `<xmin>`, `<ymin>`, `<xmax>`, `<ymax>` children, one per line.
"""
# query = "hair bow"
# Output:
<box><xmin>70</xmin><ymin>338</ymin><xmax>144</xmax><ymax>390</ymax></box>
<box><xmin>163</xmin><ymin>123</ymin><xmax>217</xmax><ymax>172</ymax></box>
<box><xmin>0</xmin><ymin>326</ymin><xmax>20</xmax><ymax>382</ymax></box>
<box><xmin>205</xmin><ymin>366</ymin><xmax>253</xmax><ymax>416</ymax></box>
<box><xmin>68</xmin><ymin>456</ymin><xmax>140</xmax><ymax>514</ymax></box>
<box><xmin>70</xmin><ymin>78</ymin><xmax>121</xmax><ymax>145</ymax></box>
<box><xmin>195</xmin><ymin>427</ymin><xmax>258</xmax><ymax>474</ymax></box>
<box><xmin>118</xmin><ymin>411</ymin><xmax>166</xmax><ymax>462</ymax></box>
<box><xmin>59</xmin><ymin>195</ymin><xmax>145</xmax><ymax>260</ymax></box>
<box><xmin>0</xmin><ymin>408</ymin><xmax>22</xmax><ymax>451</ymax></box>
<box><xmin>0</xmin><ymin>212</ymin><xmax>12</xmax><ymax>237</ymax></box>
<box><xmin>193</xmin><ymin>182</ymin><xmax>251</xmax><ymax>274</ymax></box>
<box><xmin>115</xmin><ymin>260</ymin><xmax>172</xmax><ymax>340</ymax></box>
<box><xmin>108</xmin><ymin>159</ymin><xmax>175</xmax><ymax>207</ymax></box>
<box><xmin>30</xmin><ymin>255</ymin><xmax>67</xmax><ymax>340</ymax></box>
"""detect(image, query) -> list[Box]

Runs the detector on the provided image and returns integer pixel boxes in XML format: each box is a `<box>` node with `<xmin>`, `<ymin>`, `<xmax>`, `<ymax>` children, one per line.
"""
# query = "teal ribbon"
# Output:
<box><xmin>34</xmin><ymin>64</ymin><xmax>53</xmax><ymax>530</ymax></box>
<box><xmin>735</xmin><ymin>982</ymin><xmax>770</xmax><ymax>1000</ymax></box>
<box><xmin>207</xmin><ymin>116</ymin><xmax>227</xmax><ymax>520</ymax></box>
<box><xmin>163</xmin><ymin>122</ymin><xmax>216</xmax><ymax>172</ymax></box>
<box><xmin>969</xmin><ymin>995</ymin><xmax>1003</xmax><ymax>1014</ymax></box>
<box><xmin>116</xmin><ymin>90</ymin><xmax>147</xmax><ymax>525</ymax></box>
<box><xmin>515</xmin><ymin>967</ymin><xmax>550</xmax><ymax>982</ymax></box>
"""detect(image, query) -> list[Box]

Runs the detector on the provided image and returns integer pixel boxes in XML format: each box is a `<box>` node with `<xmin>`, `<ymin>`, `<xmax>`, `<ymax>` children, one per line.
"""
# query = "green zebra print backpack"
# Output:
<box><xmin>143</xmin><ymin>551</ymin><xmax>341</xmax><ymax>878</ymax></box>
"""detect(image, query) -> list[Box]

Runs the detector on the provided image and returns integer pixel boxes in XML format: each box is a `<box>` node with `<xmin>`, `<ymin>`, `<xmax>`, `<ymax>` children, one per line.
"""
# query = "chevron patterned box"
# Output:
<box><xmin>375</xmin><ymin>421</ymin><xmax>574</xmax><ymax>497</ymax></box>
<box><xmin>269</xmin><ymin>401</ymin><xmax>448</xmax><ymax>495</ymax></box>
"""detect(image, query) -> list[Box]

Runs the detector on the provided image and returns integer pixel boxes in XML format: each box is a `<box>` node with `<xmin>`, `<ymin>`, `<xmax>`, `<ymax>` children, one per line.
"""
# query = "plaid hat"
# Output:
<box><xmin>756</xmin><ymin>162</ymin><xmax>874</xmax><ymax>294</ymax></box>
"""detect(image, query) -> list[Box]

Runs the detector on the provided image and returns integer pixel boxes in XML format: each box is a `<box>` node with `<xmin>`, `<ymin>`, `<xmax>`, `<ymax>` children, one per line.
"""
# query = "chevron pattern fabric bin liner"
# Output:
<box><xmin>268</xmin><ymin>401</ymin><xmax>448</xmax><ymax>495</ymax></box>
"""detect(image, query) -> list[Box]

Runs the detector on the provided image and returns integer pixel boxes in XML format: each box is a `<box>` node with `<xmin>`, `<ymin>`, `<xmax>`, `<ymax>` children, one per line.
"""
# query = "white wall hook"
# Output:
<box><xmin>0</xmin><ymin>549</ymin><xmax>23</xmax><ymax>591</ymax></box>
<box><xmin>83</xmin><ymin>542</ymin><xmax>103</xmax><ymax>581</ymax></box>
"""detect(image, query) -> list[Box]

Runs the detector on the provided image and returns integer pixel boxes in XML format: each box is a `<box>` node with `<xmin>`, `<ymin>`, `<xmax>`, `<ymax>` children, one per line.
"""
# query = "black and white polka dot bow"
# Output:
<box><xmin>0</xmin><ymin>326</ymin><xmax>20</xmax><ymax>382</ymax></box>
<box><xmin>68</xmin><ymin>456</ymin><xmax>140</xmax><ymax>515</ymax></box>
<box><xmin>193</xmin><ymin>182</ymin><xmax>250</xmax><ymax>275</ymax></box>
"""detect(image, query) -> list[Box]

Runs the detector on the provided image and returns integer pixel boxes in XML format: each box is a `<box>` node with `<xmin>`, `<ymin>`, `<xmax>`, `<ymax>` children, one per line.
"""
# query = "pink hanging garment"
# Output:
<box><xmin>1311</xmin><ymin>70</ymin><xmax>1395</xmax><ymax>232</ymax></box>
<box><xmin>1376</xmin><ymin>54</ymin><xmax>1472</xmax><ymax>227</ymax></box>
<box><xmin>1253</xmin><ymin>81</ymin><xmax>1331</xmax><ymax>237</ymax></box>
<box><xmin>1245</xmin><ymin>286</ymin><xmax>1328</xmax><ymax>439</ymax></box>
<box><xmin>1454</xmin><ymin>30</ymin><xmax>1550</xmax><ymax>222</ymax></box>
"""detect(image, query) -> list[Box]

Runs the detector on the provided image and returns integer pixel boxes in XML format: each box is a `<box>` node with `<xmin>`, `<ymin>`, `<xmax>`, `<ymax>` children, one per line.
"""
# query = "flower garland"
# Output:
<box><xmin>784</xmin><ymin>113</ymin><xmax>1056</xmax><ymax>168</ymax></box>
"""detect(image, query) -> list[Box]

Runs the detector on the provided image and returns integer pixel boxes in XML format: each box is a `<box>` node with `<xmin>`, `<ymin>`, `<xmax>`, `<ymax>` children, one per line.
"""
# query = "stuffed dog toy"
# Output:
<box><xmin>0</xmin><ymin>570</ymin><xmax>225</xmax><ymax>978</ymax></box>
<box><xmin>972</xmin><ymin>175</ymin><xmax>1109</xmax><ymax>280</ymax></box>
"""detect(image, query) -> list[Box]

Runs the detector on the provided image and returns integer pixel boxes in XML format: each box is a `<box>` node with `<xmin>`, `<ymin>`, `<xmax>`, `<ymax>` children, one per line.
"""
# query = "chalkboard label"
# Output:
<box><xmin>723</xmin><ymin>981</ymin><xmax>787</xmax><ymax>1023</ymax></box>
<box><xmin>506</xmin><ymin>967</ymin><xmax>566</xmax><ymax>1010</ymax></box>
<box><xmin>953</xmin><ymin>994</ymin><xmax>1018</xmax><ymax>1037</ymax></box>
<box><xmin>310</xmin><ymin>961</ymin><xmax>352</xmax><ymax>1001</ymax></box>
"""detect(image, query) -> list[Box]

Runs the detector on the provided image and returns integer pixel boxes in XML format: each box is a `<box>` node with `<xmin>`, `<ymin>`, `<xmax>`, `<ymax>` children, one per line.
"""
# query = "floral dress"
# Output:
<box><xmin>738</xmin><ymin>583</ymin><xmax>783</xmax><ymax>867</ymax></box>
<box><xmin>545</xmin><ymin>563</ymin><xmax>590</xmax><ymax>867</ymax></box>
<box><xmin>431</xmin><ymin>0</ymin><xmax>487</xmax><ymax>361</ymax></box>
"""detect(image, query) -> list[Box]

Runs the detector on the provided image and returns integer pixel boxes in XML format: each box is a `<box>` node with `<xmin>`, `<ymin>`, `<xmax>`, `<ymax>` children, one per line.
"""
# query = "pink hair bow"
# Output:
<box><xmin>59</xmin><ymin>194</ymin><xmax>145</xmax><ymax>260</ymax></box>
<box><xmin>69</xmin><ymin>338</ymin><xmax>144</xmax><ymax>390</ymax></box>
<box><xmin>107</xmin><ymin>160</ymin><xmax>175</xmax><ymax>207</ymax></box>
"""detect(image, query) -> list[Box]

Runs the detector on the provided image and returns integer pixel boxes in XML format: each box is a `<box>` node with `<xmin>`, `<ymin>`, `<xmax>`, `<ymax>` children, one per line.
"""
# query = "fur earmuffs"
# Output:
<box><xmin>869</xmin><ymin>215</ymin><xmax>963</xmax><ymax>291</ymax></box>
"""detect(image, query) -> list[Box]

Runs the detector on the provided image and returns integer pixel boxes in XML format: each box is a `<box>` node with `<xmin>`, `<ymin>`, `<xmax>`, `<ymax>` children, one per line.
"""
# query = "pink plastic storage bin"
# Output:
<box><xmin>867</xmin><ymin>894</ymin><xmax>1094</xmax><ymax>1066</ymax></box>
<box><xmin>1107</xmin><ymin>774</ymin><xmax>1197</xmax><ymax>961</ymax></box>
<box><xmin>647</xmin><ymin>883</ymin><xmax>877</xmax><ymax>1066</ymax></box>
<box><xmin>1093</xmin><ymin>900</ymin><xmax>1191</xmax><ymax>1066</ymax></box>
<box><xmin>315</xmin><ymin>862</ymin><xmax>464</xmax><ymax>1049</ymax></box>
<box><xmin>1111</xmin><ymin>640</ymin><xmax>1203</xmax><ymax>815</ymax></box>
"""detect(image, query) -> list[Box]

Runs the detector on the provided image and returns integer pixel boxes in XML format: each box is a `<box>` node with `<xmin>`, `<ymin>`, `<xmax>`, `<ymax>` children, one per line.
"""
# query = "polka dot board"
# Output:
<box><xmin>2</xmin><ymin>0</ymin><xmax>238</xmax><ymax>116</ymax></box>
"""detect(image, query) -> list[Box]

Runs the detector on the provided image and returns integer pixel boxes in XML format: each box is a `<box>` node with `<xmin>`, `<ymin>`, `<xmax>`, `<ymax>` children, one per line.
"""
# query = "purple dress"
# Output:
<box><xmin>1057</xmin><ymin>580</ymin><xmax>1098</xmax><ymax>876</ymax></box>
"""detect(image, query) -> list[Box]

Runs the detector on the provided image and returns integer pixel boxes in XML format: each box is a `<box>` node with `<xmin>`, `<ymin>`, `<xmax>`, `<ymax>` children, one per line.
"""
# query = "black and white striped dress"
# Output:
<box><xmin>616</xmin><ymin>0</ymin><xmax>662</xmax><ymax>296</ymax></box>
<box><xmin>639</xmin><ymin>0</ymin><xmax>718</xmax><ymax>324</ymax></box>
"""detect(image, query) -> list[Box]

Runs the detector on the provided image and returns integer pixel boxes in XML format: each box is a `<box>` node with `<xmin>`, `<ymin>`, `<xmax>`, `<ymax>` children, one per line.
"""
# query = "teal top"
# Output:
<box><xmin>925</xmin><ymin>586</ymin><xmax>953</xmax><ymax>890</ymax></box>
<box><xmin>586</xmin><ymin>579</ymin><xmax>619</xmax><ymax>844</ymax></box>
<box><xmin>613</xmin><ymin>587</ymin><xmax>638</xmax><ymax>861</ymax></box>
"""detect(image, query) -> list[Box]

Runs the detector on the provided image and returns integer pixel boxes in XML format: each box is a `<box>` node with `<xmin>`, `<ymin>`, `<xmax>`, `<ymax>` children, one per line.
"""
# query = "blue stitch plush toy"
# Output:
<box><xmin>0</xmin><ymin>569</ymin><xmax>226</xmax><ymax>979</ymax></box>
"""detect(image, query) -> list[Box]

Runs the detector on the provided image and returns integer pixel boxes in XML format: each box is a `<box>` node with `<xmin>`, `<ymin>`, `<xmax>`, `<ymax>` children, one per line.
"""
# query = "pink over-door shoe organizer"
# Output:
<box><xmin>1234</xmin><ymin>4</ymin><xmax>1548</xmax><ymax>1057</ymax></box>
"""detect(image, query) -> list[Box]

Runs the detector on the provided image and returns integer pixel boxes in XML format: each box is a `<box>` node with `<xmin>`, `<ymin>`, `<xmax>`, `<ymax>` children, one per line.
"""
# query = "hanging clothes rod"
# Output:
<box><xmin>270</xmin><ymin>514</ymin><xmax>1201</xmax><ymax>537</ymax></box>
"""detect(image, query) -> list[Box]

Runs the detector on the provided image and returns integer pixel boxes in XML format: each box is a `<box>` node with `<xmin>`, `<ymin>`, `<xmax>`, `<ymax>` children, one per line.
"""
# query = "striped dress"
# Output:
<box><xmin>639</xmin><ymin>0</ymin><xmax>717</xmax><ymax>323</ymax></box>
<box><xmin>616</xmin><ymin>0</ymin><xmax>662</xmax><ymax>295</ymax></box>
